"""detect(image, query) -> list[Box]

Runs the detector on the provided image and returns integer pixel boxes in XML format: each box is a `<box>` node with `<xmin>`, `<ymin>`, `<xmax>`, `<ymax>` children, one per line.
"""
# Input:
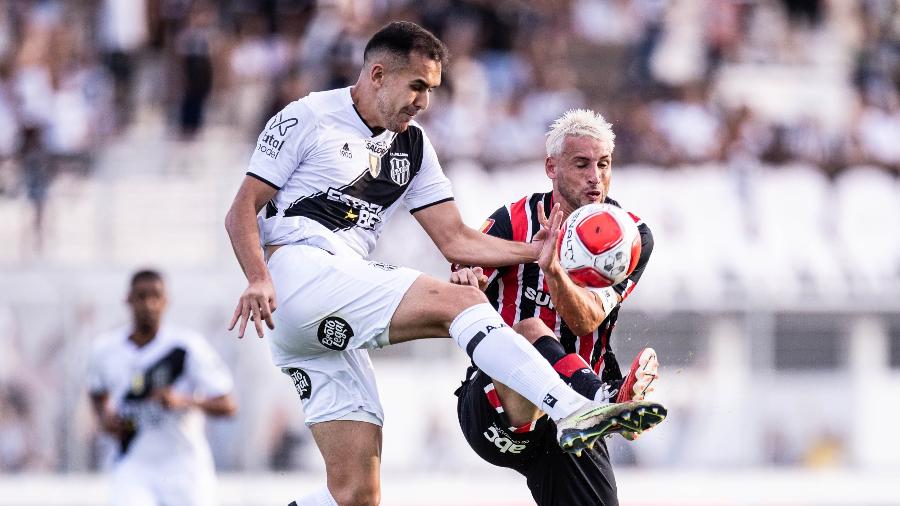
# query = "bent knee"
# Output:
<box><xmin>513</xmin><ymin>317</ymin><xmax>554</xmax><ymax>343</ymax></box>
<box><xmin>330</xmin><ymin>482</ymin><xmax>380</xmax><ymax>506</ymax></box>
<box><xmin>457</xmin><ymin>284</ymin><xmax>489</xmax><ymax>306</ymax></box>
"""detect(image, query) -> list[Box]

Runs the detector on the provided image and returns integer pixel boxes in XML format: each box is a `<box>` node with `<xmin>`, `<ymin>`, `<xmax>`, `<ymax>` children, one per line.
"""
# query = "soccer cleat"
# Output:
<box><xmin>557</xmin><ymin>400</ymin><xmax>667</xmax><ymax>454</ymax></box>
<box><xmin>617</xmin><ymin>347</ymin><xmax>660</xmax><ymax>440</ymax></box>
<box><xmin>616</xmin><ymin>347</ymin><xmax>659</xmax><ymax>403</ymax></box>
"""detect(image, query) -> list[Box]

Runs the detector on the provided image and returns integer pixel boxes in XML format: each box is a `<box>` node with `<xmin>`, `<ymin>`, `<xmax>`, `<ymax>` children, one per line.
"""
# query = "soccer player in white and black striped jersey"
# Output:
<box><xmin>452</xmin><ymin>109</ymin><xmax>664</xmax><ymax>506</ymax></box>
<box><xmin>88</xmin><ymin>270</ymin><xmax>237</xmax><ymax>506</ymax></box>
<box><xmin>225</xmin><ymin>22</ymin><xmax>664</xmax><ymax>506</ymax></box>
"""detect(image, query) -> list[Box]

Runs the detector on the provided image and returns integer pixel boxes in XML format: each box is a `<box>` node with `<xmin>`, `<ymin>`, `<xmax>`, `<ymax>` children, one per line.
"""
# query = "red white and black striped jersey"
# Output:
<box><xmin>477</xmin><ymin>192</ymin><xmax>654</xmax><ymax>372</ymax></box>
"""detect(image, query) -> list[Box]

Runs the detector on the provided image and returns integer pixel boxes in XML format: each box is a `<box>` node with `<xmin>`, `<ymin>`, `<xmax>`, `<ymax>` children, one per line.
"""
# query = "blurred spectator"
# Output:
<box><xmin>0</xmin><ymin>383</ymin><xmax>39</xmax><ymax>472</ymax></box>
<box><xmin>96</xmin><ymin>0</ymin><xmax>149</xmax><ymax>131</ymax></box>
<box><xmin>176</xmin><ymin>1</ymin><xmax>218</xmax><ymax>139</ymax></box>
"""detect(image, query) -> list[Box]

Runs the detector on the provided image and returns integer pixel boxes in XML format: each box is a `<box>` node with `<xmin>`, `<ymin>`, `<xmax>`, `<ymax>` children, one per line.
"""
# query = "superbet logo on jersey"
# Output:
<box><xmin>326</xmin><ymin>188</ymin><xmax>384</xmax><ymax>229</ymax></box>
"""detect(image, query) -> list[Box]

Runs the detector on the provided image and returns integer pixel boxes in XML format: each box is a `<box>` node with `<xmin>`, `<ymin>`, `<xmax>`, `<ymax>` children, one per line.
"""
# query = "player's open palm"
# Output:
<box><xmin>229</xmin><ymin>278</ymin><xmax>277</xmax><ymax>338</ymax></box>
<box><xmin>534</xmin><ymin>202</ymin><xmax>564</xmax><ymax>273</ymax></box>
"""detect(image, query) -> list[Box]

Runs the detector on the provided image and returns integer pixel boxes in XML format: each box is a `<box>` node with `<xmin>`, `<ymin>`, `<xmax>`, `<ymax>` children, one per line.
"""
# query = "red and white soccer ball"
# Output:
<box><xmin>556</xmin><ymin>203</ymin><xmax>641</xmax><ymax>288</ymax></box>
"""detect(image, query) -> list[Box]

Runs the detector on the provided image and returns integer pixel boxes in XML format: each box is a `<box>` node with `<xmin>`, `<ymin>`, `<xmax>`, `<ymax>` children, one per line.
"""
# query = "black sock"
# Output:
<box><xmin>533</xmin><ymin>335</ymin><xmax>608</xmax><ymax>401</ymax></box>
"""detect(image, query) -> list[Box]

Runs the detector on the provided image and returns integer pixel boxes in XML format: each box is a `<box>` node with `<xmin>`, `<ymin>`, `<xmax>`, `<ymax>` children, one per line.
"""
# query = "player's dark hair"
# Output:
<box><xmin>130</xmin><ymin>269</ymin><xmax>163</xmax><ymax>288</ymax></box>
<box><xmin>363</xmin><ymin>21</ymin><xmax>448</xmax><ymax>67</ymax></box>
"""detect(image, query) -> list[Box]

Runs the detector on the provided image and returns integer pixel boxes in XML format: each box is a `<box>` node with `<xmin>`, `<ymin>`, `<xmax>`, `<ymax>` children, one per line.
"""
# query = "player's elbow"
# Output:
<box><xmin>567</xmin><ymin>312</ymin><xmax>605</xmax><ymax>337</ymax></box>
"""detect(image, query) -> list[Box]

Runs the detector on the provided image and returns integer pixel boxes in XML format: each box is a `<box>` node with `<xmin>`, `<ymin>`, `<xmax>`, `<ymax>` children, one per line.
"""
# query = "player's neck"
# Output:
<box><xmin>129</xmin><ymin>324</ymin><xmax>159</xmax><ymax>347</ymax></box>
<box><xmin>349</xmin><ymin>85</ymin><xmax>384</xmax><ymax>134</ymax></box>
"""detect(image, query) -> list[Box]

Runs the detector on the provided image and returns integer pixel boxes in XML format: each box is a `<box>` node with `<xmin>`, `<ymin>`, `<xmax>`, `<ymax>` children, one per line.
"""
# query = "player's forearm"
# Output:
<box><xmin>196</xmin><ymin>394</ymin><xmax>237</xmax><ymax>417</ymax></box>
<box><xmin>543</xmin><ymin>265</ymin><xmax>606</xmax><ymax>336</ymax></box>
<box><xmin>225</xmin><ymin>203</ymin><xmax>270</xmax><ymax>283</ymax></box>
<box><xmin>443</xmin><ymin>226</ymin><xmax>535</xmax><ymax>267</ymax></box>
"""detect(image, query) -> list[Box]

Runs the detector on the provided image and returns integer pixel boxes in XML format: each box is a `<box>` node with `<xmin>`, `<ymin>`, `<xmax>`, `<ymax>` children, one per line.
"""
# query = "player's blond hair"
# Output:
<box><xmin>545</xmin><ymin>109</ymin><xmax>616</xmax><ymax>158</ymax></box>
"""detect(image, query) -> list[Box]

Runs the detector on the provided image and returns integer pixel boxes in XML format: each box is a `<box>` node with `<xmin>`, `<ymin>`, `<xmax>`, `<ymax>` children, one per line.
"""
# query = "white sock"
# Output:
<box><xmin>291</xmin><ymin>487</ymin><xmax>338</xmax><ymax>506</ymax></box>
<box><xmin>450</xmin><ymin>303</ymin><xmax>590</xmax><ymax>421</ymax></box>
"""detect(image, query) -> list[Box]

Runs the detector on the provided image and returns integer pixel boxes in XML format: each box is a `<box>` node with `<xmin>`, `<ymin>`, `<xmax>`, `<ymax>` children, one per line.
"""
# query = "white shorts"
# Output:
<box><xmin>111</xmin><ymin>457</ymin><xmax>216</xmax><ymax>506</ymax></box>
<box><xmin>266</xmin><ymin>245</ymin><xmax>421</xmax><ymax>426</ymax></box>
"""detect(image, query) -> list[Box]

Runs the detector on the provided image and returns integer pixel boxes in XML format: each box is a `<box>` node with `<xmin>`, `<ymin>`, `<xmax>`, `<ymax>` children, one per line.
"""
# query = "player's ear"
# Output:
<box><xmin>545</xmin><ymin>156</ymin><xmax>557</xmax><ymax>180</ymax></box>
<box><xmin>369</xmin><ymin>63</ymin><xmax>386</xmax><ymax>88</ymax></box>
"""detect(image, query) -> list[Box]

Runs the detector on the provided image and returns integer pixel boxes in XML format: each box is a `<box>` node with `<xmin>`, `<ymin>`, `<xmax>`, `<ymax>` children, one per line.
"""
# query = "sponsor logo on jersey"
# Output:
<box><xmin>326</xmin><ymin>188</ymin><xmax>384</xmax><ymax>229</ymax></box>
<box><xmin>257</xmin><ymin>113</ymin><xmax>298</xmax><ymax>159</ymax></box>
<box><xmin>388</xmin><ymin>155</ymin><xmax>411</xmax><ymax>185</ymax></box>
<box><xmin>365</xmin><ymin>139</ymin><xmax>392</xmax><ymax>178</ymax></box>
<box><xmin>340</xmin><ymin>143</ymin><xmax>352</xmax><ymax>159</ymax></box>
<box><xmin>523</xmin><ymin>287</ymin><xmax>554</xmax><ymax>309</ymax></box>
<box><xmin>483</xmin><ymin>424</ymin><xmax>527</xmax><ymax>454</ymax></box>
<box><xmin>286</xmin><ymin>368</ymin><xmax>312</xmax><ymax>399</ymax></box>
<box><xmin>317</xmin><ymin>316</ymin><xmax>353</xmax><ymax>350</ymax></box>
<box><xmin>368</xmin><ymin>261</ymin><xmax>398</xmax><ymax>271</ymax></box>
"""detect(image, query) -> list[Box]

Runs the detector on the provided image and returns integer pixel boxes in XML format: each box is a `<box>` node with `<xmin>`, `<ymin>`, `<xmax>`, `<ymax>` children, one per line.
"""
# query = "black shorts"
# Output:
<box><xmin>455</xmin><ymin>366</ymin><xmax>619</xmax><ymax>506</ymax></box>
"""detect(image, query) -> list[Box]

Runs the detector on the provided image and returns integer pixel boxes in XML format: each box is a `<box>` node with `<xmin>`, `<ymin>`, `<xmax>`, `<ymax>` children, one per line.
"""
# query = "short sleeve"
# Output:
<box><xmin>86</xmin><ymin>343</ymin><xmax>108</xmax><ymax>395</ymax></box>
<box><xmin>185</xmin><ymin>336</ymin><xmax>234</xmax><ymax>399</ymax></box>
<box><xmin>405</xmin><ymin>129</ymin><xmax>454</xmax><ymax>213</ymax></box>
<box><xmin>246</xmin><ymin>100</ymin><xmax>318</xmax><ymax>190</ymax></box>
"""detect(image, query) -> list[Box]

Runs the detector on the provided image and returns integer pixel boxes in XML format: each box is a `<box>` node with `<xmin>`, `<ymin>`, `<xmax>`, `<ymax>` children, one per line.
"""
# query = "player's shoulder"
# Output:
<box><xmin>605</xmin><ymin>195</ymin><xmax>647</xmax><ymax>227</ymax></box>
<box><xmin>157</xmin><ymin>325</ymin><xmax>206</xmax><ymax>347</ymax></box>
<box><xmin>281</xmin><ymin>87</ymin><xmax>348</xmax><ymax>123</ymax></box>
<box><xmin>90</xmin><ymin>327</ymin><xmax>129</xmax><ymax>354</ymax></box>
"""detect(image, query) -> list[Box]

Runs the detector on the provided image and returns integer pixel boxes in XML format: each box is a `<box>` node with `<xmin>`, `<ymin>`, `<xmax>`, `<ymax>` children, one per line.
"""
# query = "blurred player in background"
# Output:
<box><xmin>88</xmin><ymin>270</ymin><xmax>237</xmax><ymax>506</ymax></box>
<box><xmin>452</xmin><ymin>109</ymin><xmax>661</xmax><ymax>505</ymax></box>
<box><xmin>225</xmin><ymin>21</ymin><xmax>664</xmax><ymax>506</ymax></box>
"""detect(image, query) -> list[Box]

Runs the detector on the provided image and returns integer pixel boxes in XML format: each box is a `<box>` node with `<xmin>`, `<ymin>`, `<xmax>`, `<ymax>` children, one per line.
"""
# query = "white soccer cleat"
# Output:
<box><xmin>616</xmin><ymin>347</ymin><xmax>659</xmax><ymax>403</ymax></box>
<box><xmin>616</xmin><ymin>347</ymin><xmax>661</xmax><ymax>441</ymax></box>
<box><xmin>556</xmin><ymin>399</ymin><xmax>667</xmax><ymax>454</ymax></box>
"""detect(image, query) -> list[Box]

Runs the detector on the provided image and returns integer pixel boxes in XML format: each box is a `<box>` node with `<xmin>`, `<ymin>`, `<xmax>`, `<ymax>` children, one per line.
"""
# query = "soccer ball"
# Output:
<box><xmin>556</xmin><ymin>203</ymin><xmax>641</xmax><ymax>288</ymax></box>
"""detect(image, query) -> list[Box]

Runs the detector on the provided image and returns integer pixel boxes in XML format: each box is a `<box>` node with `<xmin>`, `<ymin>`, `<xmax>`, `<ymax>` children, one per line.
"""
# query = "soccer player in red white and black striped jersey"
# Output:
<box><xmin>454</xmin><ymin>109</ymin><xmax>662</xmax><ymax>506</ymax></box>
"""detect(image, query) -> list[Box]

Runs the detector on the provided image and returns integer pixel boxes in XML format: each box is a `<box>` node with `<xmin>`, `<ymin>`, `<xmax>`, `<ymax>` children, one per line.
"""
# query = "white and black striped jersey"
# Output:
<box><xmin>87</xmin><ymin>325</ymin><xmax>233</xmax><ymax>466</ymax></box>
<box><xmin>246</xmin><ymin>86</ymin><xmax>454</xmax><ymax>259</ymax></box>
<box><xmin>478</xmin><ymin>192</ymin><xmax>654</xmax><ymax>372</ymax></box>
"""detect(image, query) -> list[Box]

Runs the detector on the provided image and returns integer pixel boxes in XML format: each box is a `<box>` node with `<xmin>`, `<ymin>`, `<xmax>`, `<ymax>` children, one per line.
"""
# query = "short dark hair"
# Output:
<box><xmin>130</xmin><ymin>269</ymin><xmax>163</xmax><ymax>288</ymax></box>
<box><xmin>363</xmin><ymin>21</ymin><xmax>448</xmax><ymax>67</ymax></box>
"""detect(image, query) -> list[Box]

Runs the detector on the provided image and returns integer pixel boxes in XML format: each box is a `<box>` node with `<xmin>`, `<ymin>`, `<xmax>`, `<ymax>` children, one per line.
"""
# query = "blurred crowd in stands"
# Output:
<box><xmin>0</xmin><ymin>0</ymin><xmax>896</xmax><ymax>191</ymax></box>
<box><xmin>0</xmin><ymin>0</ymin><xmax>898</xmax><ymax>475</ymax></box>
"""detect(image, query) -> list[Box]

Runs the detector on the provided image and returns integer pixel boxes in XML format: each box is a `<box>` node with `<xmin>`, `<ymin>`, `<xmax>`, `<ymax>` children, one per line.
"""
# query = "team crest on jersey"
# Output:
<box><xmin>365</xmin><ymin>139</ymin><xmax>392</xmax><ymax>178</ymax></box>
<box><xmin>388</xmin><ymin>156</ymin><xmax>410</xmax><ymax>185</ymax></box>
<box><xmin>286</xmin><ymin>368</ymin><xmax>312</xmax><ymax>400</ymax></box>
<box><xmin>317</xmin><ymin>316</ymin><xmax>354</xmax><ymax>350</ymax></box>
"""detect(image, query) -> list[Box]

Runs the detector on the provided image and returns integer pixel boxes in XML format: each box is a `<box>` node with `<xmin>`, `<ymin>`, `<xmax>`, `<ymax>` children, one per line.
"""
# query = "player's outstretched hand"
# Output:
<box><xmin>229</xmin><ymin>278</ymin><xmax>277</xmax><ymax>338</ymax></box>
<box><xmin>450</xmin><ymin>266</ymin><xmax>488</xmax><ymax>291</ymax></box>
<box><xmin>533</xmin><ymin>201</ymin><xmax>563</xmax><ymax>271</ymax></box>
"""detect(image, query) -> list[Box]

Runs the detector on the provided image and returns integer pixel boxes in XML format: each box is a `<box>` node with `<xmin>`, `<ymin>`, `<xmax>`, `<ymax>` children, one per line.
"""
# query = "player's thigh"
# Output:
<box><xmin>388</xmin><ymin>273</ymin><xmax>489</xmax><ymax>344</ymax></box>
<box><xmin>267</xmin><ymin>245</ymin><xmax>420</xmax><ymax>357</ymax></box>
<box><xmin>282</xmin><ymin>349</ymin><xmax>385</xmax><ymax>426</ymax></box>
<box><xmin>310</xmin><ymin>420</ymin><xmax>382</xmax><ymax>496</ymax></box>
<box><xmin>456</xmin><ymin>368</ymin><xmax>548</xmax><ymax>472</ymax></box>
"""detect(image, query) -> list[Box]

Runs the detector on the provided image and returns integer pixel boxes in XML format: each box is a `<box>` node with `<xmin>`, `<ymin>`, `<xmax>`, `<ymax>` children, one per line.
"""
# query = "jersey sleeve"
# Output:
<box><xmin>613</xmin><ymin>220</ymin><xmax>654</xmax><ymax>300</ymax></box>
<box><xmin>86</xmin><ymin>341</ymin><xmax>108</xmax><ymax>395</ymax></box>
<box><xmin>245</xmin><ymin>100</ymin><xmax>318</xmax><ymax>190</ymax></box>
<box><xmin>474</xmin><ymin>205</ymin><xmax>514</xmax><ymax>282</ymax></box>
<box><xmin>405</xmin><ymin>129</ymin><xmax>454</xmax><ymax>213</ymax></box>
<box><xmin>185</xmin><ymin>335</ymin><xmax>234</xmax><ymax>399</ymax></box>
